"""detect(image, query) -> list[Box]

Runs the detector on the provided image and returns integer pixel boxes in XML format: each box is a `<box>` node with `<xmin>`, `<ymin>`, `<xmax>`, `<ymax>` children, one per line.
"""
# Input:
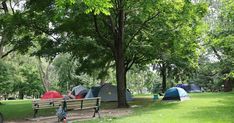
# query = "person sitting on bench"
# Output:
<box><xmin>64</xmin><ymin>91</ymin><xmax>75</xmax><ymax>100</ymax></box>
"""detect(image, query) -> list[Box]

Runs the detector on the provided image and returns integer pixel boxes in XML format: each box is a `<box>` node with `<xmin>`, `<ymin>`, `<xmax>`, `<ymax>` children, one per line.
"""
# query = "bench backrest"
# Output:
<box><xmin>64</xmin><ymin>97</ymin><xmax>101</xmax><ymax>110</ymax></box>
<box><xmin>32</xmin><ymin>98</ymin><xmax>63</xmax><ymax>109</ymax></box>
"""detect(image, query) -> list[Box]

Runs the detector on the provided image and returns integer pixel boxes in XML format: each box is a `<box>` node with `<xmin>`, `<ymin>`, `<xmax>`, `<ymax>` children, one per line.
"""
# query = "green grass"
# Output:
<box><xmin>1</xmin><ymin>92</ymin><xmax>234</xmax><ymax>123</ymax></box>
<box><xmin>82</xmin><ymin>92</ymin><xmax>234</xmax><ymax>123</ymax></box>
<box><xmin>0</xmin><ymin>100</ymin><xmax>55</xmax><ymax>121</ymax></box>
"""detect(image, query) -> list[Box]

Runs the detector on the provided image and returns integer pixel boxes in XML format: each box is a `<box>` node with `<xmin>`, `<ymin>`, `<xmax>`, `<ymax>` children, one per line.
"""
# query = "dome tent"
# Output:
<box><xmin>176</xmin><ymin>84</ymin><xmax>202</xmax><ymax>93</ymax></box>
<box><xmin>189</xmin><ymin>84</ymin><xmax>202</xmax><ymax>93</ymax></box>
<box><xmin>162</xmin><ymin>87</ymin><xmax>190</xmax><ymax>101</ymax></box>
<box><xmin>41</xmin><ymin>91</ymin><xmax>63</xmax><ymax>99</ymax></box>
<box><xmin>91</xmin><ymin>83</ymin><xmax>133</xmax><ymax>102</ymax></box>
<box><xmin>85</xmin><ymin>89</ymin><xmax>94</xmax><ymax>99</ymax></box>
<box><xmin>176</xmin><ymin>84</ymin><xmax>190</xmax><ymax>92</ymax></box>
<box><xmin>72</xmin><ymin>85</ymin><xmax>88</xmax><ymax>99</ymax></box>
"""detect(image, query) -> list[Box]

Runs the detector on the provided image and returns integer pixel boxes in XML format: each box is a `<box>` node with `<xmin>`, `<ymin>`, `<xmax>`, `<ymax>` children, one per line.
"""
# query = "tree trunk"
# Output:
<box><xmin>114</xmin><ymin>0</ymin><xmax>128</xmax><ymax>108</ymax></box>
<box><xmin>161</xmin><ymin>63</ymin><xmax>167</xmax><ymax>93</ymax></box>
<box><xmin>3</xmin><ymin>94</ymin><xmax>7</xmax><ymax>100</ymax></box>
<box><xmin>100</xmin><ymin>78</ymin><xmax>105</xmax><ymax>85</ymax></box>
<box><xmin>0</xmin><ymin>46</ymin><xmax>3</xmax><ymax>58</ymax></box>
<box><xmin>224</xmin><ymin>78</ymin><xmax>232</xmax><ymax>92</ymax></box>
<box><xmin>0</xmin><ymin>1</ymin><xmax>8</xmax><ymax>58</ymax></box>
<box><xmin>18</xmin><ymin>91</ymin><xmax>24</xmax><ymax>99</ymax></box>
<box><xmin>37</xmin><ymin>57</ymin><xmax>50</xmax><ymax>92</ymax></box>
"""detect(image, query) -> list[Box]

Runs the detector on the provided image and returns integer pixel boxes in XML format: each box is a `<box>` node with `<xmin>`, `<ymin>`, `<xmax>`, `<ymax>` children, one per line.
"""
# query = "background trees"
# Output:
<box><xmin>1</xmin><ymin>0</ymin><xmax>234</xmax><ymax>107</ymax></box>
<box><xmin>192</xmin><ymin>0</ymin><xmax>234</xmax><ymax>92</ymax></box>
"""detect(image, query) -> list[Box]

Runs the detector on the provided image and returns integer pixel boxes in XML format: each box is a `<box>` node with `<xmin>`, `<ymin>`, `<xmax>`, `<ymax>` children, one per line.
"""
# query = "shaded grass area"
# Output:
<box><xmin>0</xmin><ymin>92</ymin><xmax>234</xmax><ymax>123</ymax></box>
<box><xmin>0</xmin><ymin>100</ymin><xmax>55</xmax><ymax>121</ymax></box>
<box><xmin>82</xmin><ymin>92</ymin><xmax>234</xmax><ymax>123</ymax></box>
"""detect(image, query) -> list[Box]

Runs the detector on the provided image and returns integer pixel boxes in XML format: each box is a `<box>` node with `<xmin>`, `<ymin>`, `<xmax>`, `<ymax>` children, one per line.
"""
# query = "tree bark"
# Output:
<box><xmin>161</xmin><ymin>63</ymin><xmax>167</xmax><ymax>93</ymax></box>
<box><xmin>0</xmin><ymin>1</ymin><xmax>8</xmax><ymax>59</ymax></box>
<box><xmin>114</xmin><ymin>0</ymin><xmax>128</xmax><ymax>108</ymax></box>
<box><xmin>0</xmin><ymin>46</ymin><xmax>3</xmax><ymax>58</ymax></box>
<box><xmin>18</xmin><ymin>91</ymin><xmax>24</xmax><ymax>99</ymax></box>
<box><xmin>224</xmin><ymin>78</ymin><xmax>232</xmax><ymax>92</ymax></box>
<box><xmin>37</xmin><ymin>57</ymin><xmax>50</xmax><ymax>92</ymax></box>
<box><xmin>100</xmin><ymin>78</ymin><xmax>105</xmax><ymax>85</ymax></box>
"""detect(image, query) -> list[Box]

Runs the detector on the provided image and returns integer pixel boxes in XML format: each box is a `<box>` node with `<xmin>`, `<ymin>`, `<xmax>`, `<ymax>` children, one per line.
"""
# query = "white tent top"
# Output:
<box><xmin>72</xmin><ymin>85</ymin><xmax>87</xmax><ymax>96</ymax></box>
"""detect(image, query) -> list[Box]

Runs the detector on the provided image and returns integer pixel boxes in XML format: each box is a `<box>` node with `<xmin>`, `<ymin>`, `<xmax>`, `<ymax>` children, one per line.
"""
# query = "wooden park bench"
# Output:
<box><xmin>62</xmin><ymin>97</ymin><xmax>101</xmax><ymax>118</ymax></box>
<box><xmin>32</xmin><ymin>98</ymin><xmax>63</xmax><ymax>118</ymax></box>
<box><xmin>32</xmin><ymin>97</ymin><xmax>101</xmax><ymax>118</ymax></box>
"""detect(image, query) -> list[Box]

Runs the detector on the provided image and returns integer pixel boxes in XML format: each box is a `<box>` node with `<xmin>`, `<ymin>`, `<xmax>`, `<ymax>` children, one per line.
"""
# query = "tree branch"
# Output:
<box><xmin>1</xmin><ymin>48</ymin><xmax>15</xmax><ymax>59</ymax></box>
<box><xmin>211</xmin><ymin>46</ymin><xmax>222</xmax><ymax>61</ymax></box>
<box><xmin>93</xmin><ymin>15</ymin><xmax>115</xmax><ymax>52</ymax></box>
<box><xmin>9</xmin><ymin>0</ymin><xmax>15</xmax><ymax>14</ymax></box>
<box><xmin>2</xmin><ymin>0</ymin><xmax>8</xmax><ymax>13</ymax></box>
<box><xmin>108</xmin><ymin>15</ymin><xmax>117</xmax><ymax>39</ymax></box>
<box><xmin>93</xmin><ymin>15</ymin><xmax>109</xmax><ymax>42</ymax></box>
<box><xmin>127</xmin><ymin>11</ymin><xmax>160</xmax><ymax>48</ymax></box>
<box><xmin>26</xmin><ymin>22</ymin><xmax>60</xmax><ymax>42</ymax></box>
<box><xmin>125</xmin><ymin>58</ymin><xmax>136</xmax><ymax>72</ymax></box>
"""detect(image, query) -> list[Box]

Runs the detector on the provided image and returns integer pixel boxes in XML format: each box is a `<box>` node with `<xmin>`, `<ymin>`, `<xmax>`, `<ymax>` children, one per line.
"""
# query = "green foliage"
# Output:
<box><xmin>0</xmin><ymin>60</ymin><xmax>14</xmax><ymax>96</ymax></box>
<box><xmin>127</xmin><ymin>67</ymin><xmax>161</xmax><ymax>94</ymax></box>
<box><xmin>194</xmin><ymin>0</ymin><xmax>234</xmax><ymax>91</ymax></box>
<box><xmin>12</xmin><ymin>57</ymin><xmax>42</xmax><ymax>98</ymax></box>
<box><xmin>0</xmin><ymin>55</ymin><xmax>43</xmax><ymax>99</ymax></box>
<box><xmin>83</xmin><ymin>0</ymin><xmax>113</xmax><ymax>15</ymax></box>
<box><xmin>55</xmin><ymin>0</ymin><xmax>113</xmax><ymax>15</ymax></box>
<box><xmin>0</xmin><ymin>0</ymin><xmax>211</xmax><ymax>100</ymax></box>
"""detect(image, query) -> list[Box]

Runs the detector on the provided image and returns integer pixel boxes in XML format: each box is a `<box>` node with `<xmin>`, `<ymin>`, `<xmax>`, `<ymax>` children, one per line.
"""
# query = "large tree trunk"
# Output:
<box><xmin>224</xmin><ymin>78</ymin><xmax>232</xmax><ymax>92</ymax></box>
<box><xmin>0</xmin><ymin>46</ymin><xmax>3</xmax><ymax>58</ymax></box>
<box><xmin>18</xmin><ymin>91</ymin><xmax>24</xmax><ymax>99</ymax></box>
<box><xmin>100</xmin><ymin>78</ymin><xmax>105</xmax><ymax>85</ymax></box>
<box><xmin>161</xmin><ymin>63</ymin><xmax>167</xmax><ymax>93</ymax></box>
<box><xmin>0</xmin><ymin>1</ymin><xmax>8</xmax><ymax>59</ymax></box>
<box><xmin>115</xmin><ymin>0</ymin><xmax>128</xmax><ymax>108</ymax></box>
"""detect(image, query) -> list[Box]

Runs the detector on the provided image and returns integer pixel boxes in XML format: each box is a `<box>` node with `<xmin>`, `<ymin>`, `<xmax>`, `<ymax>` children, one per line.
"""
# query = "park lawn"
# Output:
<box><xmin>82</xmin><ymin>92</ymin><xmax>234</xmax><ymax>123</ymax></box>
<box><xmin>0</xmin><ymin>99</ymin><xmax>56</xmax><ymax>121</ymax></box>
<box><xmin>0</xmin><ymin>98</ymin><xmax>119</xmax><ymax>121</ymax></box>
<box><xmin>0</xmin><ymin>92</ymin><xmax>234</xmax><ymax>123</ymax></box>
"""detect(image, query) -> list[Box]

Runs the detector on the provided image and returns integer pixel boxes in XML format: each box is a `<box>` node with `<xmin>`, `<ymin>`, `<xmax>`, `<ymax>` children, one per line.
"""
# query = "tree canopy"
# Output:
<box><xmin>2</xmin><ymin>0</ymin><xmax>234</xmax><ymax>107</ymax></box>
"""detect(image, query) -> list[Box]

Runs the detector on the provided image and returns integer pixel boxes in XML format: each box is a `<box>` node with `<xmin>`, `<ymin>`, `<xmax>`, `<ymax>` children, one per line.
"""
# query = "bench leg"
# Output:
<box><xmin>97</xmin><ymin>110</ymin><xmax>101</xmax><ymax>118</ymax></box>
<box><xmin>93</xmin><ymin>108</ymin><xmax>100</xmax><ymax>118</ymax></box>
<box><xmin>33</xmin><ymin>109</ymin><xmax>38</xmax><ymax>118</ymax></box>
<box><xmin>92</xmin><ymin>108</ymin><xmax>96</xmax><ymax>118</ymax></box>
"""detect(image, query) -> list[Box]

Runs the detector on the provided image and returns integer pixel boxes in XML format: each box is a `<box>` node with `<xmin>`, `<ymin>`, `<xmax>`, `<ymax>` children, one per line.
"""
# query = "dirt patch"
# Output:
<box><xmin>6</xmin><ymin>108</ymin><xmax>132</xmax><ymax>123</ymax></box>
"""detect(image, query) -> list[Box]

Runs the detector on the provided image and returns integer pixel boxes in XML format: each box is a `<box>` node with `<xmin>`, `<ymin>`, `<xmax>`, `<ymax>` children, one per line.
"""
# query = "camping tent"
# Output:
<box><xmin>72</xmin><ymin>85</ymin><xmax>88</xmax><ymax>99</ymax></box>
<box><xmin>41</xmin><ymin>91</ymin><xmax>63</xmax><ymax>99</ymax></box>
<box><xmin>91</xmin><ymin>83</ymin><xmax>133</xmax><ymax>102</ymax></box>
<box><xmin>176</xmin><ymin>84</ymin><xmax>202</xmax><ymax>93</ymax></box>
<box><xmin>162</xmin><ymin>87</ymin><xmax>189</xmax><ymax>101</ymax></box>
<box><xmin>189</xmin><ymin>84</ymin><xmax>202</xmax><ymax>93</ymax></box>
<box><xmin>176</xmin><ymin>84</ymin><xmax>190</xmax><ymax>92</ymax></box>
<box><xmin>85</xmin><ymin>89</ymin><xmax>94</xmax><ymax>99</ymax></box>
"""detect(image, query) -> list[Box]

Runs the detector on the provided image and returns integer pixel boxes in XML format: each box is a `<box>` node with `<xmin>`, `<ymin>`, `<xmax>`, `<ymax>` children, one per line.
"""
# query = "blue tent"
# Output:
<box><xmin>176</xmin><ymin>84</ymin><xmax>202</xmax><ymax>93</ymax></box>
<box><xmin>189</xmin><ymin>84</ymin><xmax>202</xmax><ymax>93</ymax></box>
<box><xmin>176</xmin><ymin>84</ymin><xmax>190</xmax><ymax>92</ymax></box>
<box><xmin>162</xmin><ymin>87</ymin><xmax>190</xmax><ymax>101</ymax></box>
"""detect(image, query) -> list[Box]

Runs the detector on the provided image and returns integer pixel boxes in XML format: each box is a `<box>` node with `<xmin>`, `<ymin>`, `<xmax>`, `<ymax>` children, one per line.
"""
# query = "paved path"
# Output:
<box><xmin>6</xmin><ymin>108</ymin><xmax>132</xmax><ymax>123</ymax></box>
